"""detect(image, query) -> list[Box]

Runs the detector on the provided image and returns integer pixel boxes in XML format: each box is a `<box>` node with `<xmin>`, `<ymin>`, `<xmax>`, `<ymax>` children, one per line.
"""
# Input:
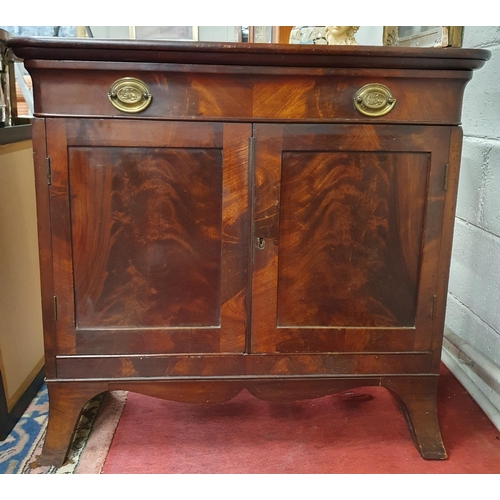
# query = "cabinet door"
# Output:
<box><xmin>46</xmin><ymin>119</ymin><xmax>250</xmax><ymax>355</ymax></box>
<box><xmin>251</xmin><ymin>124</ymin><xmax>451</xmax><ymax>354</ymax></box>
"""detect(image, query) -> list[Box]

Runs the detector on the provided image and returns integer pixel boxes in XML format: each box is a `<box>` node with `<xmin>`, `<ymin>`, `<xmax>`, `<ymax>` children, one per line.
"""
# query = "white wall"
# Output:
<box><xmin>198</xmin><ymin>26</ymin><xmax>241</xmax><ymax>42</ymax></box>
<box><xmin>356</xmin><ymin>26</ymin><xmax>384</xmax><ymax>46</ymax></box>
<box><xmin>89</xmin><ymin>26</ymin><xmax>130</xmax><ymax>39</ymax></box>
<box><xmin>88</xmin><ymin>26</ymin><xmax>242</xmax><ymax>42</ymax></box>
<box><xmin>443</xmin><ymin>26</ymin><xmax>500</xmax><ymax>429</ymax></box>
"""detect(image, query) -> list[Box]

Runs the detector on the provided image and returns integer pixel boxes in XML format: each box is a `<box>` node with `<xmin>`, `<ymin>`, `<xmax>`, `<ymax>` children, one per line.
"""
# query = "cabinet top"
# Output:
<box><xmin>8</xmin><ymin>37</ymin><xmax>490</xmax><ymax>71</ymax></box>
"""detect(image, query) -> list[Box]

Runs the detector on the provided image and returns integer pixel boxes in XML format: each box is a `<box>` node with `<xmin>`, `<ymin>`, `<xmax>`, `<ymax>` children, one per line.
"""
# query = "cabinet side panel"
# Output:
<box><xmin>32</xmin><ymin>118</ymin><xmax>57</xmax><ymax>376</ymax></box>
<box><xmin>429</xmin><ymin>126</ymin><xmax>463</xmax><ymax>369</ymax></box>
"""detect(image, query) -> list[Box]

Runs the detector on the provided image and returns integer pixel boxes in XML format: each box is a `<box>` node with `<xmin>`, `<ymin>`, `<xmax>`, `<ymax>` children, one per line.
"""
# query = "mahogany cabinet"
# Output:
<box><xmin>9</xmin><ymin>37</ymin><xmax>490</xmax><ymax>466</ymax></box>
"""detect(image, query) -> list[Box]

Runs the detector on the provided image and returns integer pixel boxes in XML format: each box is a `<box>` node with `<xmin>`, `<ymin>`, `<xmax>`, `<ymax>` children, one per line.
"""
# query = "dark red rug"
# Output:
<box><xmin>102</xmin><ymin>365</ymin><xmax>500</xmax><ymax>473</ymax></box>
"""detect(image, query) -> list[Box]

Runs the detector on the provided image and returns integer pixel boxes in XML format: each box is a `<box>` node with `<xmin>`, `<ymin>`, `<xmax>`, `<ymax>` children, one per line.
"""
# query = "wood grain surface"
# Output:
<box><xmin>277</xmin><ymin>150</ymin><xmax>427</xmax><ymax>328</ymax></box>
<box><xmin>9</xmin><ymin>37</ymin><xmax>490</xmax><ymax>70</ymax></box>
<box><xmin>24</xmin><ymin>64</ymin><xmax>472</xmax><ymax>124</ymax></box>
<box><xmin>70</xmin><ymin>146</ymin><xmax>223</xmax><ymax>328</ymax></box>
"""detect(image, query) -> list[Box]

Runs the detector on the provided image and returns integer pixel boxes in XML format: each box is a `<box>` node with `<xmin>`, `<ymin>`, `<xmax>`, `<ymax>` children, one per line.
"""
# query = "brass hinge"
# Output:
<box><xmin>443</xmin><ymin>164</ymin><xmax>449</xmax><ymax>191</ymax></box>
<box><xmin>52</xmin><ymin>295</ymin><xmax>58</xmax><ymax>321</ymax></box>
<box><xmin>431</xmin><ymin>294</ymin><xmax>437</xmax><ymax>320</ymax></box>
<box><xmin>46</xmin><ymin>157</ymin><xmax>51</xmax><ymax>185</ymax></box>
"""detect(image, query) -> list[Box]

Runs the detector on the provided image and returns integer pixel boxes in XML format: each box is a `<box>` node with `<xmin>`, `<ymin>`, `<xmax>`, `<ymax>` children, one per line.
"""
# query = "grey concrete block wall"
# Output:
<box><xmin>446</xmin><ymin>26</ymin><xmax>500</xmax><ymax>370</ymax></box>
<box><xmin>461</xmin><ymin>42</ymin><xmax>500</xmax><ymax>139</ymax></box>
<box><xmin>448</xmin><ymin>220</ymin><xmax>500</xmax><ymax>339</ymax></box>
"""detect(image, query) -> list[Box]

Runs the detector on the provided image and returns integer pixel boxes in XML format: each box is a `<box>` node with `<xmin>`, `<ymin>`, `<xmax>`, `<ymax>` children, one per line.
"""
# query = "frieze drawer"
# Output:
<box><xmin>28</xmin><ymin>62</ymin><xmax>471</xmax><ymax>124</ymax></box>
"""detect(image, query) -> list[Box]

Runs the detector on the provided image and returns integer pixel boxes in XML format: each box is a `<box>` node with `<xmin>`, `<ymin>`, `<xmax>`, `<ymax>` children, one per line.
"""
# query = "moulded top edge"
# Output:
<box><xmin>7</xmin><ymin>37</ymin><xmax>491</xmax><ymax>72</ymax></box>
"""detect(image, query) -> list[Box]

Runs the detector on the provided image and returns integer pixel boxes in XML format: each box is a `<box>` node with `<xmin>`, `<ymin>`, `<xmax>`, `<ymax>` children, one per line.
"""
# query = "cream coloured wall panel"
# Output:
<box><xmin>0</xmin><ymin>140</ymin><xmax>44</xmax><ymax>410</ymax></box>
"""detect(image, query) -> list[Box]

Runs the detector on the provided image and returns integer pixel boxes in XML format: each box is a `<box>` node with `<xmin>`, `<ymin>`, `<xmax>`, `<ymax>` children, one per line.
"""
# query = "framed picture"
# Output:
<box><xmin>130</xmin><ymin>26</ymin><xmax>199</xmax><ymax>41</ymax></box>
<box><xmin>383</xmin><ymin>26</ymin><xmax>463</xmax><ymax>48</ymax></box>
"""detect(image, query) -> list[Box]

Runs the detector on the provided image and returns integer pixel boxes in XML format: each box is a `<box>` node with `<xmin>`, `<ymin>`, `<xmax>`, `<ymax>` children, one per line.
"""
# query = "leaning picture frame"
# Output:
<box><xmin>130</xmin><ymin>26</ymin><xmax>199</xmax><ymax>41</ymax></box>
<box><xmin>383</xmin><ymin>26</ymin><xmax>463</xmax><ymax>48</ymax></box>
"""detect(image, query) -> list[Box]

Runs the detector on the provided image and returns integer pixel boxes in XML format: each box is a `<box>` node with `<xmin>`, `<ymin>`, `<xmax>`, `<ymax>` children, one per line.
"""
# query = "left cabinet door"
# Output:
<box><xmin>45</xmin><ymin>119</ymin><xmax>251</xmax><ymax>356</ymax></box>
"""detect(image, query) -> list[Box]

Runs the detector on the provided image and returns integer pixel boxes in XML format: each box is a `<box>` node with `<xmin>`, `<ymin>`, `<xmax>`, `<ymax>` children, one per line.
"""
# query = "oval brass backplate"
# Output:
<box><xmin>108</xmin><ymin>77</ymin><xmax>152</xmax><ymax>113</ymax></box>
<box><xmin>353</xmin><ymin>83</ymin><xmax>396</xmax><ymax>117</ymax></box>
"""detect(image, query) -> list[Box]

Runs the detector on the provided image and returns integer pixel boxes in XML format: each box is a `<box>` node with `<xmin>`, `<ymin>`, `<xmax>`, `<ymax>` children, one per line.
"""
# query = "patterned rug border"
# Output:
<box><xmin>0</xmin><ymin>384</ymin><xmax>127</xmax><ymax>474</ymax></box>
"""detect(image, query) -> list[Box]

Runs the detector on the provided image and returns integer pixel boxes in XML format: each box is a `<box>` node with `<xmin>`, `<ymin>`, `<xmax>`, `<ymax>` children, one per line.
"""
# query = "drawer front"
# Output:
<box><xmin>30</xmin><ymin>62</ymin><xmax>470</xmax><ymax>124</ymax></box>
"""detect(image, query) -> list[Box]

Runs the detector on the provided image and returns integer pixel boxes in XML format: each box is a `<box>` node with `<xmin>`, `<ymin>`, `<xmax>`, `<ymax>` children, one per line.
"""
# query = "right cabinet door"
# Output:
<box><xmin>251</xmin><ymin>124</ymin><xmax>452</xmax><ymax>356</ymax></box>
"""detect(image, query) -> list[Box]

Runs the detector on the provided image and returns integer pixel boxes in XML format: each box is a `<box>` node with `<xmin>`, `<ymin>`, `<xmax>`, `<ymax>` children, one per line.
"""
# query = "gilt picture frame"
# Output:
<box><xmin>383</xmin><ymin>26</ymin><xmax>463</xmax><ymax>48</ymax></box>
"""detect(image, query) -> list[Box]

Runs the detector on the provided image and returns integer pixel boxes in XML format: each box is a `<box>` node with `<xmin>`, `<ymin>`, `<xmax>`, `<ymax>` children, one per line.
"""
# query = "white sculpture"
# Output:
<box><xmin>289</xmin><ymin>26</ymin><xmax>360</xmax><ymax>46</ymax></box>
<box><xmin>325</xmin><ymin>26</ymin><xmax>360</xmax><ymax>45</ymax></box>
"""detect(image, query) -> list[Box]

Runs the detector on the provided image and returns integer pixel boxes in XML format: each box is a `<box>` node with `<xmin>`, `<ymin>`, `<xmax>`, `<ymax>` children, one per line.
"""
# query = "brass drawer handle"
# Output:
<box><xmin>108</xmin><ymin>77</ymin><xmax>152</xmax><ymax>113</ymax></box>
<box><xmin>353</xmin><ymin>83</ymin><xmax>396</xmax><ymax>117</ymax></box>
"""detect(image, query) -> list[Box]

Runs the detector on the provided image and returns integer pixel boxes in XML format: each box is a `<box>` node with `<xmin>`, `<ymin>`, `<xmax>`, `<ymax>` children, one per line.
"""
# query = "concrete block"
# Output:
<box><xmin>463</xmin><ymin>26</ymin><xmax>500</xmax><ymax>48</ymax></box>
<box><xmin>480</xmin><ymin>142</ymin><xmax>500</xmax><ymax>236</ymax></box>
<box><xmin>448</xmin><ymin>219</ymin><xmax>500</xmax><ymax>331</ymax></box>
<box><xmin>446</xmin><ymin>293</ymin><xmax>500</xmax><ymax>366</ymax></box>
<box><xmin>457</xmin><ymin>137</ymin><xmax>500</xmax><ymax>237</ymax></box>
<box><xmin>456</xmin><ymin>137</ymin><xmax>488</xmax><ymax>226</ymax></box>
<box><xmin>467</xmin><ymin>370</ymin><xmax>500</xmax><ymax>422</ymax></box>
<box><xmin>462</xmin><ymin>44</ymin><xmax>500</xmax><ymax>138</ymax></box>
<box><xmin>443</xmin><ymin>345</ymin><xmax>500</xmax><ymax>431</ymax></box>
